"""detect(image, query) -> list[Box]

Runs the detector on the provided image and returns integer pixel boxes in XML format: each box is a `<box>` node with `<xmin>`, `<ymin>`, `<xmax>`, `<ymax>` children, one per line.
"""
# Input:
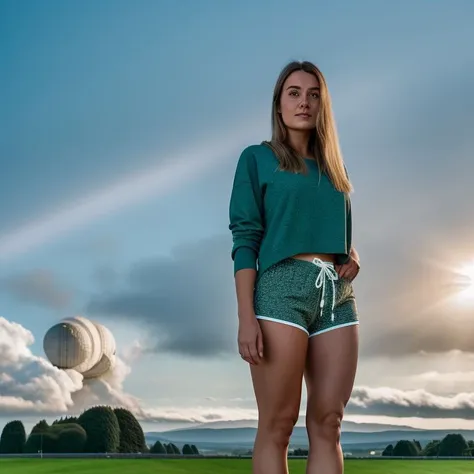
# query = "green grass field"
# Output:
<box><xmin>1</xmin><ymin>458</ymin><xmax>474</xmax><ymax>473</ymax></box>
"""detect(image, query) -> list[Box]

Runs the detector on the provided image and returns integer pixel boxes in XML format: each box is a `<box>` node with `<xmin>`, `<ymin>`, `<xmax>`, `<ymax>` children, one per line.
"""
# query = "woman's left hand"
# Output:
<box><xmin>335</xmin><ymin>247</ymin><xmax>360</xmax><ymax>281</ymax></box>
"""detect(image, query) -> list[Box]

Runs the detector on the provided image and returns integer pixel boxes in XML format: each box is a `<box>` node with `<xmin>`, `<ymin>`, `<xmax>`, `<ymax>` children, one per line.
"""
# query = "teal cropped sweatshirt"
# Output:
<box><xmin>228</xmin><ymin>144</ymin><xmax>352</xmax><ymax>276</ymax></box>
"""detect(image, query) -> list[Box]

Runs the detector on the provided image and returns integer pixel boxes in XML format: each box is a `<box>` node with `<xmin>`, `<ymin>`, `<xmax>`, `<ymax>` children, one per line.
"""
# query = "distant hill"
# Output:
<box><xmin>145</xmin><ymin>421</ymin><xmax>474</xmax><ymax>455</ymax></box>
<box><xmin>163</xmin><ymin>418</ymin><xmax>420</xmax><ymax>433</ymax></box>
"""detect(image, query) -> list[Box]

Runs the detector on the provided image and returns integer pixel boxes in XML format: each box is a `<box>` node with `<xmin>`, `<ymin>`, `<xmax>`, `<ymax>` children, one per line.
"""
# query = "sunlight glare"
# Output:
<box><xmin>455</xmin><ymin>261</ymin><xmax>474</xmax><ymax>303</ymax></box>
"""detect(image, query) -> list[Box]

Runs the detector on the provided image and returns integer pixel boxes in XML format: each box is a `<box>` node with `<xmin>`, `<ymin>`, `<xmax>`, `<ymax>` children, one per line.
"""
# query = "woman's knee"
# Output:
<box><xmin>306</xmin><ymin>409</ymin><xmax>343</xmax><ymax>444</ymax></box>
<box><xmin>259</xmin><ymin>412</ymin><xmax>299</xmax><ymax>447</ymax></box>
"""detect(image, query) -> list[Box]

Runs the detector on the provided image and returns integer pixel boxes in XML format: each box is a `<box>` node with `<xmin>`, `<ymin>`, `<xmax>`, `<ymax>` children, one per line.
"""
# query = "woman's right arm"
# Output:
<box><xmin>228</xmin><ymin>147</ymin><xmax>265</xmax><ymax>364</ymax></box>
<box><xmin>235</xmin><ymin>268</ymin><xmax>264</xmax><ymax>365</ymax></box>
<box><xmin>235</xmin><ymin>267</ymin><xmax>257</xmax><ymax>318</ymax></box>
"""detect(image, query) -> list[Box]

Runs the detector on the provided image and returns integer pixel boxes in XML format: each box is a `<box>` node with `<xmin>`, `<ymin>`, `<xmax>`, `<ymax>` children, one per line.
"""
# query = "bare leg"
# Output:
<box><xmin>304</xmin><ymin>325</ymin><xmax>359</xmax><ymax>474</ymax></box>
<box><xmin>250</xmin><ymin>320</ymin><xmax>308</xmax><ymax>474</ymax></box>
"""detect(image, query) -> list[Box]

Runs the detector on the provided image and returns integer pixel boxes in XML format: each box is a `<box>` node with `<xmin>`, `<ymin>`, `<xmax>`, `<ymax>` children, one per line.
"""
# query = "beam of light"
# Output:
<box><xmin>0</xmin><ymin>58</ymin><xmax>423</xmax><ymax>263</ymax></box>
<box><xmin>0</xmin><ymin>117</ymin><xmax>266</xmax><ymax>261</ymax></box>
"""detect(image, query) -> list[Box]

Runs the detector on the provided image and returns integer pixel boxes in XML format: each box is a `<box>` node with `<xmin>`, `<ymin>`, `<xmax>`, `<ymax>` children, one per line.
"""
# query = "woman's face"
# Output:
<box><xmin>278</xmin><ymin>70</ymin><xmax>320</xmax><ymax>132</ymax></box>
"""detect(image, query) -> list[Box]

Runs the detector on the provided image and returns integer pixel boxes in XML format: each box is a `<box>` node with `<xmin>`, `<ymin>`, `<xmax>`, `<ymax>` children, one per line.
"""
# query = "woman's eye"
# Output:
<box><xmin>288</xmin><ymin>90</ymin><xmax>319</xmax><ymax>98</ymax></box>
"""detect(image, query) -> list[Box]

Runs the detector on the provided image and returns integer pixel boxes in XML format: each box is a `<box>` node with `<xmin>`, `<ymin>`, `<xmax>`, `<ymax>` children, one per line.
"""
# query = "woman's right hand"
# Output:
<box><xmin>238</xmin><ymin>314</ymin><xmax>264</xmax><ymax>365</ymax></box>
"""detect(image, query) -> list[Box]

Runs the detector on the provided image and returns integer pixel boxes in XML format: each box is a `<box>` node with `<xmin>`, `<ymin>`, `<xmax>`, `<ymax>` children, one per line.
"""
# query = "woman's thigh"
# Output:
<box><xmin>304</xmin><ymin>324</ymin><xmax>359</xmax><ymax>420</ymax></box>
<box><xmin>251</xmin><ymin>320</ymin><xmax>308</xmax><ymax>423</ymax></box>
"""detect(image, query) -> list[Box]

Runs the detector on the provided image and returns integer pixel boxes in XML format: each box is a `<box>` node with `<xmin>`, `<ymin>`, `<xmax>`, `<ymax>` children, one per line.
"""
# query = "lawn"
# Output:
<box><xmin>1</xmin><ymin>458</ymin><xmax>474</xmax><ymax>473</ymax></box>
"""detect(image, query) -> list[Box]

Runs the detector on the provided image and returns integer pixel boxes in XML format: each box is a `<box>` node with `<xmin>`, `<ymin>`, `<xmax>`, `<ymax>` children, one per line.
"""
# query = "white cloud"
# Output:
<box><xmin>120</xmin><ymin>339</ymin><xmax>145</xmax><ymax>365</ymax></box>
<box><xmin>0</xmin><ymin>316</ymin><xmax>145</xmax><ymax>418</ymax></box>
<box><xmin>0</xmin><ymin>317</ymin><xmax>83</xmax><ymax>415</ymax></box>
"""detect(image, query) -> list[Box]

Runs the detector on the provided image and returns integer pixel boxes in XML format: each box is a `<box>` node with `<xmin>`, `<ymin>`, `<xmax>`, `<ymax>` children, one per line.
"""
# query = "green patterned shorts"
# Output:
<box><xmin>254</xmin><ymin>257</ymin><xmax>359</xmax><ymax>337</ymax></box>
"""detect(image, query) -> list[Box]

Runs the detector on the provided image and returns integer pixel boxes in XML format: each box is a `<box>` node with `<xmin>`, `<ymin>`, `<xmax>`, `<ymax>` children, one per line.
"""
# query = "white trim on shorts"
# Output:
<box><xmin>308</xmin><ymin>320</ymin><xmax>359</xmax><ymax>338</ymax></box>
<box><xmin>255</xmin><ymin>315</ymin><xmax>309</xmax><ymax>335</ymax></box>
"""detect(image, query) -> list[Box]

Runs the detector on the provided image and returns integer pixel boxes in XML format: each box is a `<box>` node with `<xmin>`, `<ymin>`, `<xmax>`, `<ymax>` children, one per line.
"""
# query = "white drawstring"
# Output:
<box><xmin>312</xmin><ymin>258</ymin><xmax>339</xmax><ymax>321</ymax></box>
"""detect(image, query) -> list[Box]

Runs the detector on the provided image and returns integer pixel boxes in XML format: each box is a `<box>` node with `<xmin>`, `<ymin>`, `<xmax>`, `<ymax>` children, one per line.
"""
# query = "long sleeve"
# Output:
<box><xmin>228</xmin><ymin>147</ymin><xmax>265</xmax><ymax>275</ymax></box>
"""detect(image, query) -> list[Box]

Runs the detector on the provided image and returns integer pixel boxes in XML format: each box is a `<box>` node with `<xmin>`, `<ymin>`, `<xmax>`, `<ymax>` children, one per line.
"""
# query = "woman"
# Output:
<box><xmin>228</xmin><ymin>60</ymin><xmax>360</xmax><ymax>474</ymax></box>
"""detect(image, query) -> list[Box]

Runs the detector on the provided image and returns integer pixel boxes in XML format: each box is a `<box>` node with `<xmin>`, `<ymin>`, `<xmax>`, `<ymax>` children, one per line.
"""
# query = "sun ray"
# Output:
<box><xmin>0</xmin><ymin>116</ymin><xmax>266</xmax><ymax>261</ymax></box>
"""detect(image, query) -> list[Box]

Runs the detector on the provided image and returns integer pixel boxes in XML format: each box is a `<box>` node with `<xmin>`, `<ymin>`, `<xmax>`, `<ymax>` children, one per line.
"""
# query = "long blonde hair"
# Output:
<box><xmin>262</xmin><ymin>60</ymin><xmax>353</xmax><ymax>193</ymax></box>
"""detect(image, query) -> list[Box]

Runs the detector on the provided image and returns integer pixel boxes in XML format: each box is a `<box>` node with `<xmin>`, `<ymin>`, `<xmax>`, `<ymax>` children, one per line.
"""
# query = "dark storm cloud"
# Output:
<box><xmin>84</xmin><ymin>229</ymin><xmax>474</xmax><ymax>360</ymax></box>
<box><xmin>86</xmin><ymin>235</ymin><xmax>239</xmax><ymax>357</ymax></box>
<box><xmin>0</xmin><ymin>269</ymin><xmax>72</xmax><ymax>310</ymax></box>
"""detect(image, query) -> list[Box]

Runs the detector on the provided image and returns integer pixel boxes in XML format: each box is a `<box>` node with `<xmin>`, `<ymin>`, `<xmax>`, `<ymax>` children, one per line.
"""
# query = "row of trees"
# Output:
<box><xmin>149</xmin><ymin>440</ymin><xmax>199</xmax><ymax>455</ymax></box>
<box><xmin>0</xmin><ymin>405</ymin><xmax>199</xmax><ymax>455</ymax></box>
<box><xmin>382</xmin><ymin>434</ymin><xmax>473</xmax><ymax>457</ymax></box>
<box><xmin>288</xmin><ymin>433</ymin><xmax>473</xmax><ymax>458</ymax></box>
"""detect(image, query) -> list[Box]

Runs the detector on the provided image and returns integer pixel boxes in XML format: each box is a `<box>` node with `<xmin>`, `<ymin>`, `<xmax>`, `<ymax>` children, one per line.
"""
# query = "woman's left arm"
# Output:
<box><xmin>336</xmin><ymin>246</ymin><xmax>360</xmax><ymax>281</ymax></box>
<box><xmin>350</xmin><ymin>247</ymin><xmax>360</xmax><ymax>268</ymax></box>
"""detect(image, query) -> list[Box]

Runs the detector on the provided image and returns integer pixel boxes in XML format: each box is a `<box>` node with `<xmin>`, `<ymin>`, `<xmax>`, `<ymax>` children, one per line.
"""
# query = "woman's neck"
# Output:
<box><xmin>287</xmin><ymin>129</ymin><xmax>311</xmax><ymax>157</ymax></box>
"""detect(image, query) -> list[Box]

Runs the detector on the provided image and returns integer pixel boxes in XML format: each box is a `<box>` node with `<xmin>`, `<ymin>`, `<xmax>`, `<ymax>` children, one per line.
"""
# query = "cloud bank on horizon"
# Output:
<box><xmin>3</xmin><ymin>315</ymin><xmax>474</xmax><ymax>425</ymax></box>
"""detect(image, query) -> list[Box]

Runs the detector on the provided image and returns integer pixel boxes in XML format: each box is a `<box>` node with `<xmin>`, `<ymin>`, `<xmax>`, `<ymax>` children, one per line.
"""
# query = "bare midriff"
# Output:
<box><xmin>291</xmin><ymin>252</ymin><xmax>337</xmax><ymax>264</ymax></box>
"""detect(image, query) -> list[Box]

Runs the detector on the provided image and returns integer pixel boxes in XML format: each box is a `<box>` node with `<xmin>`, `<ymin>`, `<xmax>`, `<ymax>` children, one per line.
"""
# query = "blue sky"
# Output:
<box><xmin>1</xmin><ymin>0</ymin><xmax>474</xmax><ymax>432</ymax></box>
